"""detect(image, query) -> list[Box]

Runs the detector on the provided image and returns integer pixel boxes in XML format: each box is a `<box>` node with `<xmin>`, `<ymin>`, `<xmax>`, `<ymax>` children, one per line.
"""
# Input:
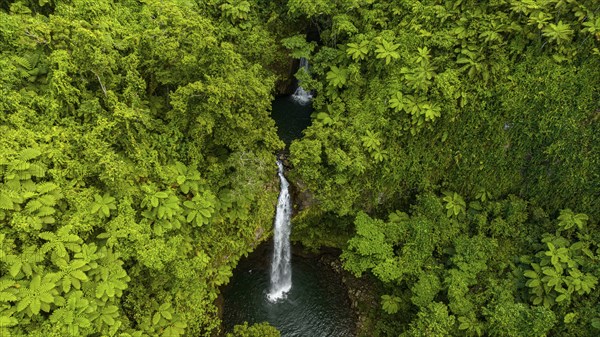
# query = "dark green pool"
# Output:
<box><xmin>270</xmin><ymin>95</ymin><xmax>313</xmax><ymax>146</ymax></box>
<box><xmin>221</xmin><ymin>249</ymin><xmax>356</xmax><ymax>337</ymax></box>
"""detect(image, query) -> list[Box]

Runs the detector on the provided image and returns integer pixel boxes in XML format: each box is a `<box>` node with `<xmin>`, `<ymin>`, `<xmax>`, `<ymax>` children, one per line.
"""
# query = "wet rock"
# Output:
<box><xmin>274</xmin><ymin>58</ymin><xmax>298</xmax><ymax>96</ymax></box>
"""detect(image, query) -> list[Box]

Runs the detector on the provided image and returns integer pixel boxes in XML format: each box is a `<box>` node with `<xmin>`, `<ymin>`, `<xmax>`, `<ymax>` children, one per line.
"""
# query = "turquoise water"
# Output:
<box><xmin>222</xmin><ymin>250</ymin><xmax>356</xmax><ymax>337</ymax></box>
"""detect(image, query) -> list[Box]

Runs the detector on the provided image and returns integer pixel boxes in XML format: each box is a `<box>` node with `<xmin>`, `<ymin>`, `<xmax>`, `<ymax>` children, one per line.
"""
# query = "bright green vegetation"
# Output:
<box><xmin>287</xmin><ymin>1</ymin><xmax>600</xmax><ymax>336</ymax></box>
<box><xmin>0</xmin><ymin>1</ymin><xmax>287</xmax><ymax>336</ymax></box>
<box><xmin>1</xmin><ymin>0</ymin><xmax>599</xmax><ymax>336</ymax></box>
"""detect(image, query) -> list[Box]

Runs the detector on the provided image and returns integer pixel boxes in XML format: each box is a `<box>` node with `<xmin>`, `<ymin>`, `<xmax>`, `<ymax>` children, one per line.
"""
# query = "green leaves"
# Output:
<box><xmin>220</xmin><ymin>0</ymin><xmax>251</xmax><ymax>21</ymax></box>
<box><xmin>175</xmin><ymin>162</ymin><xmax>204</xmax><ymax>195</ymax></box>
<box><xmin>91</xmin><ymin>193</ymin><xmax>116</xmax><ymax>218</ymax></box>
<box><xmin>0</xmin><ymin>279</ymin><xmax>17</xmax><ymax>303</ymax></box>
<box><xmin>361</xmin><ymin>131</ymin><xmax>388</xmax><ymax>162</ymax></box>
<box><xmin>374</xmin><ymin>39</ymin><xmax>400</xmax><ymax>64</ymax></box>
<box><xmin>397</xmin><ymin>94</ymin><xmax>442</xmax><ymax>127</ymax></box>
<box><xmin>346</xmin><ymin>39</ymin><xmax>369</xmax><ymax>61</ymax></box>
<box><xmin>381</xmin><ymin>294</ymin><xmax>401</xmax><ymax>314</ymax></box>
<box><xmin>456</xmin><ymin>47</ymin><xmax>489</xmax><ymax>83</ymax></box>
<box><xmin>582</xmin><ymin>17</ymin><xmax>600</xmax><ymax>39</ymax></box>
<box><xmin>361</xmin><ymin>130</ymin><xmax>381</xmax><ymax>152</ymax></box>
<box><xmin>281</xmin><ymin>35</ymin><xmax>316</xmax><ymax>59</ymax></box>
<box><xmin>16</xmin><ymin>274</ymin><xmax>58</xmax><ymax>316</ymax></box>
<box><xmin>2</xmin><ymin>147</ymin><xmax>46</xmax><ymax>189</ymax></box>
<box><xmin>542</xmin><ymin>21</ymin><xmax>573</xmax><ymax>44</ymax></box>
<box><xmin>475</xmin><ymin>188</ymin><xmax>492</xmax><ymax>203</ymax></box>
<box><xmin>342</xmin><ymin>212</ymin><xmax>397</xmax><ymax>280</ymax></box>
<box><xmin>443</xmin><ymin>192</ymin><xmax>466</xmax><ymax>217</ymax></box>
<box><xmin>95</xmin><ymin>268</ymin><xmax>128</xmax><ymax>301</ymax></box>
<box><xmin>524</xmin><ymin>230</ymin><xmax>598</xmax><ymax>309</ymax></box>
<box><xmin>90</xmin><ymin>304</ymin><xmax>120</xmax><ymax>328</ymax></box>
<box><xmin>39</xmin><ymin>225</ymin><xmax>82</xmax><ymax>258</ymax></box>
<box><xmin>153</xmin><ymin>303</ymin><xmax>173</xmax><ymax>325</ymax></box>
<box><xmin>458</xmin><ymin>315</ymin><xmax>483</xmax><ymax>336</ymax></box>
<box><xmin>162</xmin><ymin>321</ymin><xmax>187</xmax><ymax>337</ymax></box>
<box><xmin>53</xmin><ymin>257</ymin><xmax>89</xmax><ymax>293</ymax></box>
<box><xmin>0</xmin><ymin>314</ymin><xmax>18</xmax><ymax>328</ymax></box>
<box><xmin>141</xmin><ymin>188</ymin><xmax>181</xmax><ymax>221</ymax></box>
<box><xmin>326</xmin><ymin>66</ymin><xmax>348</xmax><ymax>88</ymax></box>
<box><xmin>315</xmin><ymin>112</ymin><xmax>335</xmax><ymax>126</ymax></box>
<box><xmin>557</xmin><ymin>209</ymin><xmax>588</xmax><ymax>231</ymax></box>
<box><xmin>50</xmin><ymin>291</ymin><xmax>94</xmax><ymax>336</ymax></box>
<box><xmin>388</xmin><ymin>92</ymin><xmax>404</xmax><ymax>112</ymax></box>
<box><xmin>183</xmin><ymin>192</ymin><xmax>216</xmax><ymax>227</ymax></box>
<box><xmin>140</xmin><ymin>302</ymin><xmax>187</xmax><ymax>337</ymax></box>
<box><xmin>1</xmin><ymin>245</ymin><xmax>44</xmax><ymax>278</ymax></box>
<box><xmin>423</xmin><ymin>103</ymin><xmax>441</xmax><ymax>122</ymax></box>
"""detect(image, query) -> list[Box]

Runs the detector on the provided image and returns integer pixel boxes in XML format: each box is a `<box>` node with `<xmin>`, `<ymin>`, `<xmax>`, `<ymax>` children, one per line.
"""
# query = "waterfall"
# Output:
<box><xmin>267</xmin><ymin>160</ymin><xmax>292</xmax><ymax>302</ymax></box>
<box><xmin>291</xmin><ymin>58</ymin><xmax>313</xmax><ymax>105</ymax></box>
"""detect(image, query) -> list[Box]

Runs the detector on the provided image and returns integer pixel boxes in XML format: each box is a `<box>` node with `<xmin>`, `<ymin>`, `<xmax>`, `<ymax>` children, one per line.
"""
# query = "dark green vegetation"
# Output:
<box><xmin>1</xmin><ymin>0</ymin><xmax>599</xmax><ymax>336</ymax></box>
<box><xmin>287</xmin><ymin>1</ymin><xmax>600</xmax><ymax>336</ymax></box>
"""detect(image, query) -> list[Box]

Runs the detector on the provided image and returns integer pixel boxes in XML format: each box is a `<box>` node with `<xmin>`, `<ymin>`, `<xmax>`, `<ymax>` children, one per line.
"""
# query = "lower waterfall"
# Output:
<box><xmin>267</xmin><ymin>160</ymin><xmax>292</xmax><ymax>301</ymax></box>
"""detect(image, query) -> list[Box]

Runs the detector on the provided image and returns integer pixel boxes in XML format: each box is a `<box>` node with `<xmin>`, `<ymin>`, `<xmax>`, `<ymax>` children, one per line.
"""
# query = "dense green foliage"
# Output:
<box><xmin>0</xmin><ymin>0</ymin><xmax>289</xmax><ymax>336</ymax></box>
<box><xmin>2</xmin><ymin>0</ymin><xmax>599</xmax><ymax>336</ymax></box>
<box><xmin>286</xmin><ymin>0</ymin><xmax>600</xmax><ymax>336</ymax></box>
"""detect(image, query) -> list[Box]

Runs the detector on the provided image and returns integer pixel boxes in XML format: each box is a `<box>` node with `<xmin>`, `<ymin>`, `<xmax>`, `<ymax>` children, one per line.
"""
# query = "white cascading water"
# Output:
<box><xmin>267</xmin><ymin>160</ymin><xmax>292</xmax><ymax>302</ymax></box>
<box><xmin>291</xmin><ymin>58</ymin><xmax>313</xmax><ymax>105</ymax></box>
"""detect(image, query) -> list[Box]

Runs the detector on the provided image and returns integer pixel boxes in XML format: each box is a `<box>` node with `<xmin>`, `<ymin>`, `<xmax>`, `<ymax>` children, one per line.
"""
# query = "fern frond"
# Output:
<box><xmin>28</xmin><ymin>163</ymin><xmax>46</xmax><ymax>177</ymax></box>
<box><xmin>38</xmin><ymin>194</ymin><xmax>56</xmax><ymax>206</ymax></box>
<box><xmin>17</xmin><ymin>171</ymin><xmax>32</xmax><ymax>180</ymax></box>
<box><xmin>12</xmin><ymin>55</ymin><xmax>32</xmax><ymax>70</ymax></box>
<box><xmin>0</xmin><ymin>194</ymin><xmax>14</xmax><ymax>210</ymax></box>
<box><xmin>0</xmin><ymin>291</ymin><xmax>17</xmax><ymax>302</ymax></box>
<box><xmin>0</xmin><ymin>279</ymin><xmax>15</xmax><ymax>292</ymax></box>
<box><xmin>19</xmin><ymin>148</ymin><xmax>41</xmax><ymax>161</ymax></box>
<box><xmin>25</xmin><ymin>200</ymin><xmax>43</xmax><ymax>213</ymax></box>
<box><xmin>37</xmin><ymin>206</ymin><xmax>55</xmax><ymax>217</ymax></box>
<box><xmin>12</xmin><ymin>161</ymin><xmax>30</xmax><ymax>171</ymax></box>
<box><xmin>37</xmin><ymin>182</ymin><xmax>58</xmax><ymax>194</ymax></box>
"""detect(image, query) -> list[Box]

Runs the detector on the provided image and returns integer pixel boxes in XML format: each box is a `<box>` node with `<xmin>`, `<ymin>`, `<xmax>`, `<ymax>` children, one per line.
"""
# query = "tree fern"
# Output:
<box><xmin>12</xmin><ymin>55</ymin><xmax>32</xmax><ymax>71</ymax></box>
<box><xmin>16</xmin><ymin>274</ymin><xmax>58</xmax><ymax>316</ymax></box>
<box><xmin>53</xmin><ymin>257</ymin><xmax>89</xmax><ymax>293</ymax></box>
<box><xmin>39</xmin><ymin>225</ymin><xmax>82</xmax><ymax>258</ymax></box>
<box><xmin>0</xmin><ymin>312</ymin><xmax>18</xmax><ymax>333</ymax></box>
<box><xmin>1</xmin><ymin>245</ymin><xmax>44</xmax><ymax>278</ymax></box>
<box><xmin>0</xmin><ymin>279</ymin><xmax>17</xmax><ymax>302</ymax></box>
<box><xmin>49</xmin><ymin>291</ymin><xmax>94</xmax><ymax>336</ymax></box>
<box><xmin>0</xmin><ymin>190</ymin><xmax>19</xmax><ymax>210</ymax></box>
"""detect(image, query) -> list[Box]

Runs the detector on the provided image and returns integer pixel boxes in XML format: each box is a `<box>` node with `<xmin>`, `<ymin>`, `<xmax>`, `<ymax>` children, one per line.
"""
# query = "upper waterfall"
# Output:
<box><xmin>291</xmin><ymin>58</ymin><xmax>313</xmax><ymax>105</ymax></box>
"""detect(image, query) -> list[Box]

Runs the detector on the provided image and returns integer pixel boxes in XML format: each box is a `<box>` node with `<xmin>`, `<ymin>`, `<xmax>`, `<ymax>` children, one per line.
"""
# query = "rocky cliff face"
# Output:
<box><xmin>273</xmin><ymin>57</ymin><xmax>299</xmax><ymax>96</ymax></box>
